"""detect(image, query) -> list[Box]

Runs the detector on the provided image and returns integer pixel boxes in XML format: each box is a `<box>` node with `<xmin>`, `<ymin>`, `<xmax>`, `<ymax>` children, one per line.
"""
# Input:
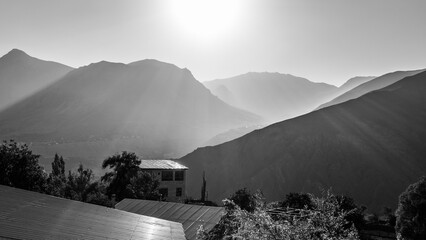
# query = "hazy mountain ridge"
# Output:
<box><xmin>204</xmin><ymin>72</ymin><xmax>338</xmax><ymax>123</ymax></box>
<box><xmin>0</xmin><ymin>55</ymin><xmax>261</xmax><ymax>171</ymax></box>
<box><xmin>0</xmin><ymin>49</ymin><xmax>73</xmax><ymax>110</ymax></box>
<box><xmin>337</xmin><ymin>76</ymin><xmax>376</xmax><ymax>94</ymax></box>
<box><xmin>317</xmin><ymin>69</ymin><xmax>424</xmax><ymax>110</ymax></box>
<box><xmin>201</xmin><ymin>125</ymin><xmax>264</xmax><ymax>147</ymax></box>
<box><xmin>180</xmin><ymin>70</ymin><xmax>426</xmax><ymax>212</ymax></box>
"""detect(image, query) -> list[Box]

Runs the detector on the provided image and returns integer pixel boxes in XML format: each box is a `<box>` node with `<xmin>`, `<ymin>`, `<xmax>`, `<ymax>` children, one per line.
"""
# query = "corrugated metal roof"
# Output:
<box><xmin>0</xmin><ymin>185</ymin><xmax>186</xmax><ymax>240</ymax></box>
<box><xmin>116</xmin><ymin>199</ymin><xmax>224</xmax><ymax>240</ymax></box>
<box><xmin>140</xmin><ymin>160</ymin><xmax>188</xmax><ymax>170</ymax></box>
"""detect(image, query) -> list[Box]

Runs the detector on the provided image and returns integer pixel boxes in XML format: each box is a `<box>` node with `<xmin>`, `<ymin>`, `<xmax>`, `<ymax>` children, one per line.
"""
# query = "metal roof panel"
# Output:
<box><xmin>139</xmin><ymin>160</ymin><xmax>188</xmax><ymax>170</ymax></box>
<box><xmin>116</xmin><ymin>199</ymin><xmax>224</xmax><ymax>240</ymax></box>
<box><xmin>0</xmin><ymin>185</ymin><xmax>186</xmax><ymax>240</ymax></box>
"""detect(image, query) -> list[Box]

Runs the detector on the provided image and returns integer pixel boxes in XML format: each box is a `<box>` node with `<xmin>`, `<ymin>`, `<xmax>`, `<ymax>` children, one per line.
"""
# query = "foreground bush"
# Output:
<box><xmin>395</xmin><ymin>176</ymin><xmax>426</xmax><ymax>240</ymax></box>
<box><xmin>198</xmin><ymin>190</ymin><xmax>359</xmax><ymax>240</ymax></box>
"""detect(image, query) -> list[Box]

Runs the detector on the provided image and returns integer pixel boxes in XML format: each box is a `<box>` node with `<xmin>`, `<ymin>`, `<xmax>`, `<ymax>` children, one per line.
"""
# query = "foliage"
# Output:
<box><xmin>229</xmin><ymin>188</ymin><xmax>262</xmax><ymax>213</ymax></box>
<box><xmin>64</xmin><ymin>163</ymin><xmax>97</xmax><ymax>202</ymax></box>
<box><xmin>382</xmin><ymin>206</ymin><xmax>396</xmax><ymax>227</ymax></box>
<box><xmin>281</xmin><ymin>192</ymin><xmax>315</xmax><ymax>210</ymax></box>
<box><xmin>0</xmin><ymin>140</ymin><xmax>47</xmax><ymax>192</ymax></box>
<box><xmin>51</xmin><ymin>153</ymin><xmax>65</xmax><ymax>177</ymax></box>
<box><xmin>0</xmin><ymin>141</ymin><xmax>155</xmax><ymax>207</ymax></box>
<box><xmin>46</xmin><ymin>153</ymin><xmax>67</xmax><ymax>197</ymax></box>
<box><xmin>101</xmin><ymin>151</ymin><xmax>142</xmax><ymax>201</ymax></box>
<box><xmin>125</xmin><ymin>170</ymin><xmax>160</xmax><ymax>200</ymax></box>
<box><xmin>333</xmin><ymin>195</ymin><xmax>366</xmax><ymax>229</ymax></box>
<box><xmin>395</xmin><ymin>176</ymin><xmax>426</xmax><ymax>240</ymax></box>
<box><xmin>198</xmin><ymin>190</ymin><xmax>360</xmax><ymax>240</ymax></box>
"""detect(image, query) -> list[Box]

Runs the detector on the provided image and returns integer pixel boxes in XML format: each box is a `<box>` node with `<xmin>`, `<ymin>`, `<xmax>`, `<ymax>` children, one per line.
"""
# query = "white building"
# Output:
<box><xmin>140</xmin><ymin>160</ymin><xmax>188</xmax><ymax>202</ymax></box>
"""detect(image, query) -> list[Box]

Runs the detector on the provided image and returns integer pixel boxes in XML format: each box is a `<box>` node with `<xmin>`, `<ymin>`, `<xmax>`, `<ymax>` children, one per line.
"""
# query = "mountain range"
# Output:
<box><xmin>317</xmin><ymin>69</ymin><xmax>424</xmax><ymax>109</ymax></box>
<box><xmin>2</xmin><ymin>49</ymin><xmax>425</xmax><ymax>212</ymax></box>
<box><xmin>0</xmin><ymin>49</ymin><xmax>73</xmax><ymax>110</ymax></box>
<box><xmin>0</xmin><ymin>50</ymin><xmax>260</xmax><ymax>171</ymax></box>
<box><xmin>204</xmin><ymin>72</ymin><xmax>338</xmax><ymax>123</ymax></box>
<box><xmin>179</xmin><ymin>70</ymin><xmax>426</xmax><ymax>212</ymax></box>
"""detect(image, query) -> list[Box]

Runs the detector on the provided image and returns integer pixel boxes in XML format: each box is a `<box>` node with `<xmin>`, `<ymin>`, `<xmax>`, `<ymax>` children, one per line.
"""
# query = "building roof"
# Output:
<box><xmin>116</xmin><ymin>199</ymin><xmax>224</xmax><ymax>240</ymax></box>
<box><xmin>140</xmin><ymin>160</ymin><xmax>188</xmax><ymax>170</ymax></box>
<box><xmin>0</xmin><ymin>185</ymin><xmax>186</xmax><ymax>240</ymax></box>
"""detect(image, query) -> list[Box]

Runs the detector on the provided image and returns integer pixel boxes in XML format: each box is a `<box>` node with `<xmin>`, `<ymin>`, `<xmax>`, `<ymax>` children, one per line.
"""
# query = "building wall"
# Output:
<box><xmin>146</xmin><ymin>169</ymin><xmax>187</xmax><ymax>202</ymax></box>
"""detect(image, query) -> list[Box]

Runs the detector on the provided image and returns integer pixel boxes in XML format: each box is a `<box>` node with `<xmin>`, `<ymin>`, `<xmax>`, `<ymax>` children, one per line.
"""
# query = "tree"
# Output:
<box><xmin>382</xmin><ymin>206</ymin><xmax>396</xmax><ymax>227</ymax></box>
<box><xmin>229</xmin><ymin>188</ymin><xmax>261</xmax><ymax>213</ymax></box>
<box><xmin>65</xmin><ymin>163</ymin><xmax>98</xmax><ymax>202</ymax></box>
<box><xmin>198</xmin><ymin>190</ymin><xmax>359</xmax><ymax>240</ymax></box>
<box><xmin>46</xmin><ymin>154</ymin><xmax>67</xmax><ymax>197</ymax></box>
<box><xmin>125</xmin><ymin>171</ymin><xmax>160</xmax><ymax>200</ymax></box>
<box><xmin>395</xmin><ymin>176</ymin><xmax>426</xmax><ymax>240</ymax></box>
<box><xmin>101</xmin><ymin>151</ymin><xmax>159</xmax><ymax>201</ymax></box>
<box><xmin>51</xmin><ymin>153</ymin><xmax>65</xmax><ymax>177</ymax></box>
<box><xmin>281</xmin><ymin>192</ymin><xmax>314</xmax><ymax>210</ymax></box>
<box><xmin>0</xmin><ymin>140</ymin><xmax>46</xmax><ymax>192</ymax></box>
<box><xmin>333</xmin><ymin>195</ymin><xmax>365</xmax><ymax>230</ymax></box>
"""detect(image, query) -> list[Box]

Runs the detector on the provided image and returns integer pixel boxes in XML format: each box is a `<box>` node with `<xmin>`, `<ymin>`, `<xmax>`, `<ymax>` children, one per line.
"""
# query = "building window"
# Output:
<box><xmin>161</xmin><ymin>170</ymin><xmax>173</xmax><ymax>181</ymax></box>
<box><xmin>175</xmin><ymin>170</ymin><xmax>184</xmax><ymax>181</ymax></box>
<box><xmin>176</xmin><ymin>187</ymin><xmax>182</xmax><ymax>197</ymax></box>
<box><xmin>159</xmin><ymin>188</ymin><xmax>168</xmax><ymax>198</ymax></box>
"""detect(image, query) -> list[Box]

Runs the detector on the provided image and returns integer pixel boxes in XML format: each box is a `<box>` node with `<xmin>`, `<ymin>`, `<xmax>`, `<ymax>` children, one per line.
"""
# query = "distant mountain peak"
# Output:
<box><xmin>338</xmin><ymin>76</ymin><xmax>376</xmax><ymax>89</ymax></box>
<box><xmin>8</xmin><ymin>48</ymin><xmax>28</xmax><ymax>55</ymax></box>
<box><xmin>128</xmin><ymin>59</ymin><xmax>179</xmax><ymax>69</ymax></box>
<box><xmin>1</xmin><ymin>48</ymin><xmax>30</xmax><ymax>61</ymax></box>
<box><xmin>88</xmin><ymin>60</ymin><xmax>123</xmax><ymax>67</ymax></box>
<box><xmin>0</xmin><ymin>49</ymin><xmax>73</xmax><ymax>110</ymax></box>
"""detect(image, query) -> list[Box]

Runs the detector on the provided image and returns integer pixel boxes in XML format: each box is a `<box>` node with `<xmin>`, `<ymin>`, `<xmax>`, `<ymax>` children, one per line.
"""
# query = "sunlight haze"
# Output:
<box><xmin>1</xmin><ymin>0</ymin><xmax>425</xmax><ymax>85</ymax></box>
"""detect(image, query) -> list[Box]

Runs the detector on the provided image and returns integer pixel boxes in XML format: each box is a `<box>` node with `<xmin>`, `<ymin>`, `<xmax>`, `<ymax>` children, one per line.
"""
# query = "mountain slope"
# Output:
<box><xmin>0</xmin><ymin>49</ymin><xmax>73</xmax><ymax>110</ymax></box>
<box><xmin>204</xmin><ymin>72</ymin><xmax>338</xmax><ymax>123</ymax></box>
<box><xmin>338</xmin><ymin>76</ymin><xmax>375</xmax><ymax>94</ymax></box>
<box><xmin>180</xmin><ymin>70</ymin><xmax>426</xmax><ymax>212</ymax></box>
<box><xmin>0</xmin><ymin>59</ymin><xmax>260</xmax><ymax>171</ymax></box>
<box><xmin>317</xmin><ymin>69</ymin><xmax>423</xmax><ymax>109</ymax></box>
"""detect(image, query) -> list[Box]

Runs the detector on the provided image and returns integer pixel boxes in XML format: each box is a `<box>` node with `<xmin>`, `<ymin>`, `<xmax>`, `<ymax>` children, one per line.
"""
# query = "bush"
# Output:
<box><xmin>281</xmin><ymin>192</ymin><xmax>314</xmax><ymax>210</ymax></box>
<box><xmin>395</xmin><ymin>176</ymin><xmax>426</xmax><ymax>240</ymax></box>
<box><xmin>0</xmin><ymin>140</ymin><xmax>47</xmax><ymax>192</ymax></box>
<box><xmin>198</xmin><ymin>189</ymin><xmax>360</xmax><ymax>240</ymax></box>
<box><xmin>229</xmin><ymin>188</ymin><xmax>261</xmax><ymax>213</ymax></box>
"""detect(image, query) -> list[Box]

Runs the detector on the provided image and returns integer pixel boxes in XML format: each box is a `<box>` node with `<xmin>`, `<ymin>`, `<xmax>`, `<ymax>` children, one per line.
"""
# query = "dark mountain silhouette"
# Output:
<box><xmin>0</xmin><ymin>49</ymin><xmax>73</xmax><ymax>110</ymax></box>
<box><xmin>179</xmin><ymin>70</ymin><xmax>426</xmax><ymax>212</ymax></box>
<box><xmin>317</xmin><ymin>69</ymin><xmax>424</xmax><ymax>110</ymax></box>
<box><xmin>0</xmin><ymin>59</ymin><xmax>260</xmax><ymax>171</ymax></box>
<box><xmin>204</xmin><ymin>72</ymin><xmax>337</xmax><ymax>123</ymax></box>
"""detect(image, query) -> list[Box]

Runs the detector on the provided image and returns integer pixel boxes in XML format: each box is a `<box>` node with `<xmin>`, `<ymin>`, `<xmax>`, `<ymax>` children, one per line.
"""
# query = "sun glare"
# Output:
<box><xmin>168</xmin><ymin>0</ymin><xmax>242</xmax><ymax>43</ymax></box>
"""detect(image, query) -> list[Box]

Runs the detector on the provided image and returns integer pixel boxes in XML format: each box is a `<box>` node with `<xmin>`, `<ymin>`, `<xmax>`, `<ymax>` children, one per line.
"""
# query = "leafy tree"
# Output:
<box><xmin>0</xmin><ymin>140</ymin><xmax>47</xmax><ymax>192</ymax></box>
<box><xmin>85</xmin><ymin>181</ymin><xmax>115</xmax><ymax>207</ymax></box>
<box><xmin>65</xmin><ymin>163</ymin><xmax>98</xmax><ymax>202</ymax></box>
<box><xmin>333</xmin><ymin>195</ymin><xmax>365</xmax><ymax>229</ymax></box>
<box><xmin>101</xmin><ymin>151</ymin><xmax>159</xmax><ymax>201</ymax></box>
<box><xmin>46</xmin><ymin>154</ymin><xmax>67</xmax><ymax>197</ymax></box>
<box><xmin>281</xmin><ymin>192</ymin><xmax>314</xmax><ymax>210</ymax></box>
<box><xmin>382</xmin><ymin>206</ymin><xmax>396</xmax><ymax>227</ymax></box>
<box><xmin>125</xmin><ymin>170</ymin><xmax>160</xmax><ymax>200</ymax></box>
<box><xmin>229</xmin><ymin>188</ymin><xmax>261</xmax><ymax>213</ymax></box>
<box><xmin>395</xmin><ymin>176</ymin><xmax>426</xmax><ymax>240</ymax></box>
<box><xmin>51</xmin><ymin>153</ymin><xmax>65</xmax><ymax>177</ymax></box>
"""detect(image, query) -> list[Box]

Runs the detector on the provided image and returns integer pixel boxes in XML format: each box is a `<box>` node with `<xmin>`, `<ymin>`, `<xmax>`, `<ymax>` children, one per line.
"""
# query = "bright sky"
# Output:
<box><xmin>1</xmin><ymin>0</ymin><xmax>425</xmax><ymax>86</ymax></box>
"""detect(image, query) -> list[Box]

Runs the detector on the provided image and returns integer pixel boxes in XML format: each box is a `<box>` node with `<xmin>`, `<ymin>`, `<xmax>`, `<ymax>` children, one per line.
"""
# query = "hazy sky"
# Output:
<box><xmin>1</xmin><ymin>0</ymin><xmax>425</xmax><ymax>86</ymax></box>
